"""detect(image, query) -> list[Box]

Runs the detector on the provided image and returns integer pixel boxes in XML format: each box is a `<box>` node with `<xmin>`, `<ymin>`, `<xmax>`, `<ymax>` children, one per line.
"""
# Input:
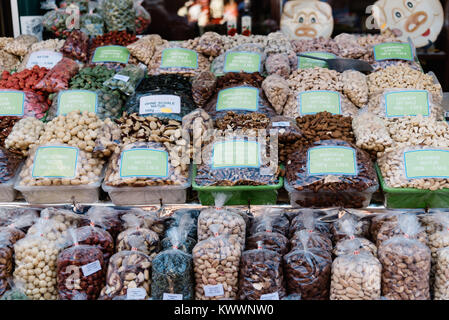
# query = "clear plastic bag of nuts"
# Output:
<box><xmin>283</xmin><ymin>231</ymin><xmax>332</xmax><ymax>300</ymax></box>
<box><xmin>332</xmin><ymin>218</ymin><xmax>377</xmax><ymax>258</ymax></box>
<box><xmin>57</xmin><ymin>229</ymin><xmax>105</xmax><ymax>300</ymax></box>
<box><xmin>378</xmin><ymin>145</ymin><xmax>449</xmax><ymax>190</ymax></box>
<box><xmin>434</xmin><ymin>246</ymin><xmax>449</xmax><ymax>300</ymax></box>
<box><xmin>116</xmin><ymin>213</ymin><xmax>160</xmax><ymax>259</ymax></box>
<box><xmin>151</xmin><ymin>221</ymin><xmax>195</xmax><ymax>300</ymax></box>
<box><xmin>104</xmin><ymin>141</ymin><xmax>190</xmax><ymax>188</ymax></box>
<box><xmin>249</xmin><ymin>208</ymin><xmax>290</xmax><ymax>237</ymax></box>
<box><xmin>17</xmin><ymin>143</ymin><xmax>104</xmax><ymax>188</ymax></box>
<box><xmin>73</xmin><ymin>223</ymin><xmax>114</xmax><ymax>265</ymax></box>
<box><xmin>192</xmin><ymin>224</ymin><xmax>242</xmax><ymax>300</ymax></box>
<box><xmin>81</xmin><ymin>207</ymin><xmax>125</xmax><ymax>242</ymax></box>
<box><xmin>161</xmin><ymin>214</ymin><xmax>197</xmax><ymax>254</ymax></box>
<box><xmin>378</xmin><ymin>214</ymin><xmax>431</xmax><ymax>300</ymax></box>
<box><xmin>195</xmin><ymin>135</ymin><xmax>280</xmax><ymax>187</ymax></box>
<box><xmin>288</xmin><ymin>209</ymin><xmax>331</xmax><ymax>238</ymax></box>
<box><xmin>290</xmin><ymin>229</ymin><xmax>333</xmax><ymax>253</ymax></box>
<box><xmin>376</xmin><ymin>214</ymin><xmax>428</xmax><ymax>248</ymax></box>
<box><xmin>330</xmin><ymin>209</ymin><xmax>371</xmax><ymax>243</ymax></box>
<box><xmin>366</xmin><ymin>89</ymin><xmax>444</xmax><ymax>121</ymax></box>
<box><xmin>119</xmin><ymin>208</ymin><xmax>165</xmax><ymax>238</ymax></box>
<box><xmin>426</xmin><ymin>213</ymin><xmax>449</xmax><ymax>277</ymax></box>
<box><xmin>13</xmin><ymin>218</ymin><xmax>65</xmax><ymax>300</ymax></box>
<box><xmin>191</xmin><ymin>71</ymin><xmax>217</xmax><ymax>107</ymax></box>
<box><xmin>0</xmin><ymin>234</ymin><xmax>14</xmax><ymax>297</ymax></box>
<box><xmin>330</xmin><ymin>238</ymin><xmax>381</xmax><ymax>300</ymax></box>
<box><xmin>28</xmin><ymin>208</ymin><xmax>85</xmax><ymax>240</ymax></box>
<box><xmin>197</xmin><ymin>193</ymin><xmax>246</xmax><ymax>247</ymax></box>
<box><xmin>262</xmin><ymin>75</ymin><xmax>291</xmax><ymax>115</ymax></box>
<box><xmin>238</xmin><ymin>241</ymin><xmax>286</xmax><ymax>300</ymax></box>
<box><xmin>99</xmin><ymin>236</ymin><xmax>152</xmax><ymax>300</ymax></box>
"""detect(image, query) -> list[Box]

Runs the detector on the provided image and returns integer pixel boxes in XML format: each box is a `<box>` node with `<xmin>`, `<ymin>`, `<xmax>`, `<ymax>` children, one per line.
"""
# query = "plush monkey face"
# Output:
<box><xmin>372</xmin><ymin>0</ymin><xmax>444</xmax><ymax>48</ymax></box>
<box><xmin>281</xmin><ymin>0</ymin><xmax>334</xmax><ymax>40</ymax></box>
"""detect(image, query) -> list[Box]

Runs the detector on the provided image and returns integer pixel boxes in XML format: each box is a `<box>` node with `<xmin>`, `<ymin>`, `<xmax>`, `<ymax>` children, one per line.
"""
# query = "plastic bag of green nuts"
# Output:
<box><xmin>0</xmin><ymin>279</ymin><xmax>29</xmax><ymax>300</ymax></box>
<box><xmin>101</xmin><ymin>0</ymin><xmax>136</xmax><ymax>33</ymax></box>
<box><xmin>104</xmin><ymin>64</ymin><xmax>146</xmax><ymax>96</ymax></box>
<box><xmin>43</xmin><ymin>9</ymin><xmax>70</xmax><ymax>38</ymax></box>
<box><xmin>151</xmin><ymin>223</ymin><xmax>195</xmax><ymax>300</ymax></box>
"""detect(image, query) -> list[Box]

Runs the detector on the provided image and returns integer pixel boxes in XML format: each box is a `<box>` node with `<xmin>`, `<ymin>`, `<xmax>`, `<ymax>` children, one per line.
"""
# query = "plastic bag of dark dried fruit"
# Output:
<box><xmin>34</xmin><ymin>57</ymin><xmax>79</xmax><ymax>93</ymax></box>
<box><xmin>332</xmin><ymin>218</ymin><xmax>377</xmax><ymax>258</ymax></box>
<box><xmin>151</xmin><ymin>221</ymin><xmax>194</xmax><ymax>300</ymax></box>
<box><xmin>211</xmin><ymin>43</ymin><xmax>266</xmax><ymax>77</ymax></box>
<box><xmin>57</xmin><ymin>229</ymin><xmax>105</xmax><ymax>300</ymax></box>
<box><xmin>288</xmin><ymin>209</ymin><xmax>331</xmax><ymax>238</ymax></box>
<box><xmin>99</xmin><ymin>236</ymin><xmax>152</xmax><ymax>300</ymax></box>
<box><xmin>161</xmin><ymin>214</ymin><xmax>196</xmax><ymax>254</ymax></box>
<box><xmin>195</xmin><ymin>135</ymin><xmax>280</xmax><ymax>187</ymax></box>
<box><xmin>284</xmin><ymin>231</ymin><xmax>332</xmax><ymax>300</ymax></box>
<box><xmin>61</xmin><ymin>30</ymin><xmax>89</xmax><ymax>63</ymax></box>
<box><xmin>116</xmin><ymin>213</ymin><xmax>160</xmax><ymax>260</ymax></box>
<box><xmin>290</xmin><ymin>226</ymin><xmax>332</xmax><ymax>253</ymax></box>
<box><xmin>378</xmin><ymin>214</ymin><xmax>431</xmax><ymax>300</ymax></box>
<box><xmin>81</xmin><ymin>207</ymin><xmax>124</xmax><ymax>242</ymax></box>
<box><xmin>285</xmin><ymin>139</ymin><xmax>379</xmax><ymax>208</ymax></box>
<box><xmin>74</xmin><ymin>223</ymin><xmax>114</xmax><ymax>265</ymax></box>
<box><xmin>164</xmin><ymin>208</ymin><xmax>200</xmax><ymax>240</ymax></box>
<box><xmin>191</xmin><ymin>71</ymin><xmax>217</xmax><ymax>107</ymax></box>
<box><xmin>238</xmin><ymin>241</ymin><xmax>286</xmax><ymax>300</ymax></box>
<box><xmin>249</xmin><ymin>208</ymin><xmax>289</xmax><ymax>237</ymax></box>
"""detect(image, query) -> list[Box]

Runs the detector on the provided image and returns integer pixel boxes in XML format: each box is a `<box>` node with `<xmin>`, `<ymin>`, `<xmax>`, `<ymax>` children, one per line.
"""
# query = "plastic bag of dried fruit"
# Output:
<box><xmin>249</xmin><ymin>208</ymin><xmax>289</xmax><ymax>237</ymax></box>
<box><xmin>210</xmin><ymin>43</ymin><xmax>266</xmax><ymax>77</ymax></box>
<box><xmin>82</xmin><ymin>207</ymin><xmax>125</xmax><ymax>241</ymax></box>
<box><xmin>57</xmin><ymin>229</ymin><xmax>105</xmax><ymax>300</ymax></box>
<box><xmin>99</xmin><ymin>236</ymin><xmax>152</xmax><ymax>300</ymax></box>
<box><xmin>134</xmin><ymin>0</ymin><xmax>151</xmax><ymax>35</ymax></box>
<box><xmin>288</xmin><ymin>209</ymin><xmax>331</xmax><ymax>238</ymax></box>
<box><xmin>34</xmin><ymin>57</ymin><xmax>79</xmax><ymax>93</ymax></box>
<box><xmin>161</xmin><ymin>214</ymin><xmax>196</xmax><ymax>253</ymax></box>
<box><xmin>151</xmin><ymin>220</ymin><xmax>194</xmax><ymax>300</ymax></box>
<box><xmin>0</xmin><ymin>278</ymin><xmax>29</xmax><ymax>300</ymax></box>
<box><xmin>378</xmin><ymin>145</ymin><xmax>449</xmax><ymax>191</ymax></box>
<box><xmin>333</xmin><ymin>218</ymin><xmax>377</xmax><ymax>258</ymax></box>
<box><xmin>14</xmin><ymin>218</ymin><xmax>65</xmax><ymax>300</ymax></box>
<box><xmin>238</xmin><ymin>241</ymin><xmax>286</xmax><ymax>300</ymax></box>
<box><xmin>262</xmin><ymin>75</ymin><xmax>291</xmax><ymax>114</ymax></box>
<box><xmin>367</xmin><ymin>89</ymin><xmax>443</xmax><ymax>121</ymax></box>
<box><xmin>330</xmin><ymin>238</ymin><xmax>381</xmax><ymax>300</ymax></box>
<box><xmin>74</xmin><ymin>221</ymin><xmax>114</xmax><ymax>264</ymax></box>
<box><xmin>147</xmin><ymin>42</ymin><xmax>210</xmax><ymax>77</ymax></box>
<box><xmin>283</xmin><ymin>231</ymin><xmax>332</xmax><ymax>300</ymax></box>
<box><xmin>0</xmin><ymin>234</ymin><xmax>14</xmax><ymax>297</ymax></box>
<box><xmin>116</xmin><ymin>213</ymin><xmax>160</xmax><ymax>259</ymax></box>
<box><xmin>378</xmin><ymin>214</ymin><xmax>431</xmax><ymax>300</ymax></box>
<box><xmin>193</xmin><ymin>224</ymin><xmax>242</xmax><ymax>300</ymax></box>
<box><xmin>195</xmin><ymin>135</ymin><xmax>280</xmax><ymax>187</ymax></box>
<box><xmin>285</xmin><ymin>139</ymin><xmax>379</xmax><ymax>208</ymax></box>
<box><xmin>61</xmin><ymin>30</ymin><xmax>89</xmax><ymax>63</ymax></box>
<box><xmin>191</xmin><ymin>71</ymin><xmax>217</xmax><ymax>107</ymax></box>
<box><xmin>197</xmin><ymin>193</ymin><xmax>246</xmax><ymax>247</ymax></box>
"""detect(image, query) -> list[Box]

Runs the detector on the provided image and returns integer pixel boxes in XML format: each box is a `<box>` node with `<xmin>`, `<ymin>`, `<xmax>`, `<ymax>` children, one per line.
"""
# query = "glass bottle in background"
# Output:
<box><xmin>224</xmin><ymin>0</ymin><xmax>238</xmax><ymax>36</ymax></box>
<box><xmin>240</xmin><ymin>0</ymin><xmax>252</xmax><ymax>36</ymax></box>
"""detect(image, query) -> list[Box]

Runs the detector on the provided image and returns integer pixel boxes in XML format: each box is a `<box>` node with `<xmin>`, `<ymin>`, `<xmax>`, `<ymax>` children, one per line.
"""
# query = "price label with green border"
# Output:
<box><xmin>212</xmin><ymin>140</ymin><xmax>260</xmax><ymax>169</ymax></box>
<box><xmin>92</xmin><ymin>46</ymin><xmax>130</xmax><ymax>64</ymax></box>
<box><xmin>57</xmin><ymin>90</ymin><xmax>98</xmax><ymax>115</ymax></box>
<box><xmin>160</xmin><ymin>48</ymin><xmax>198</xmax><ymax>69</ymax></box>
<box><xmin>0</xmin><ymin>91</ymin><xmax>24</xmax><ymax>116</ymax></box>
<box><xmin>32</xmin><ymin>146</ymin><xmax>79</xmax><ymax>178</ymax></box>
<box><xmin>404</xmin><ymin>150</ymin><xmax>449</xmax><ymax>179</ymax></box>
<box><xmin>223</xmin><ymin>51</ymin><xmax>261</xmax><ymax>73</ymax></box>
<box><xmin>374</xmin><ymin>42</ymin><xmax>414</xmax><ymax>61</ymax></box>
<box><xmin>298</xmin><ymin>91</ymin><xmax>341</xmax><ymax>115</ymax></box>
<box><xmin>216</xmin><ymin>87</ymin><xmax>259</xmax><ymax>111</ymax></box>
<box><xmin>298</xmin><ymin>52</ymin><xmax>336</xmax><ymax>69</ymax></box>
<box><xmin>384</xmin><ymin>90</ymin><xmax>429</xmax><ymax>117</ymax></box>
<box><xmin>120</xmin><ymin>148</ymin><xmax>169</xmax><ymax>178</ymax></box>
<box><xmin>308</xmin><ymin>146</ymin><xmax>357</xmax><ymax>175</ymax></box>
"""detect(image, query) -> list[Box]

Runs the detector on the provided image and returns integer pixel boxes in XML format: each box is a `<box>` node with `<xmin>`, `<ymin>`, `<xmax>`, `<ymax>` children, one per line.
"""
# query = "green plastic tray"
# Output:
<box><xmin>376</xmin><ymin>164</ymin><xmax>449</xmax><ymax>209</ymax></box>
<box><xmin>192</xmin><ymin>165</ymin><xmax>284</xmax><ymax>205</ymax></box>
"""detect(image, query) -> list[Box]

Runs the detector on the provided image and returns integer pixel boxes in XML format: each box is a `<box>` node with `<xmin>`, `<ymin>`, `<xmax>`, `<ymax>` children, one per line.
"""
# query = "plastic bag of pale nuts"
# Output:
<box><xmin>161</xmin><ymin>214</ymin><xmax>196</xmax><ymax>254</ymax></box>
<box><xmin>82</xmin><ymin>207</ymin><xmax>125</xmax><ymax>242</ymax></box>
<box><xmin>340</xmin><ymin>70</ymin><xmax>368</xmax><ymax>108</ymax></box>
<box><xmin>57</xmin><ymin>229</ymin><xmax>105</xmax><ymax>300</ymax></box>
<box><xmin>116</xmin><ymin>213</ymin><xmax>160</xmax><ymax>259</ymax></box>
<box><xmin>265</xmin><ymin>54</ymin><xmax>291</xmax><ymax>79</ymax></box>
<box><xmin>61</xmin><ymin>30</ymin><xmax>89</xmax><ymax>63</ymax></box>
<box><xmin>210</xmin><ymin>43</ymin><xmax>266</xmax><ymax>77</ymax></box>
<box><xmin>192</xmin><ymin>225</ymin><xmax>242</xmax><ymax>300</ymax></box>
<box><xmin>34</xmin><ymin>57</ymin><xmax>79</xmax><ymax>93</ymax></box>
<box><xmin>378</xmin><ymin>214</ymin><xmax>431</xmax><ymax>300</ymax></box>
<box><xmin>3</xmin><ymin>35</ymin><xmax>38</xmax><ymax>57</ymax></box>
<box><xmin>330</xmin><ymin>239</ymin><xmax>381</xmax><ymax>300</ymax></box>
<box><xmin>99</xmin><ymin>236</ymin><xmax>152</xmax><ymax>300</ymax></box>
<box><xmin>332</xmin><ymin>218</ymin><xmax>376</xmax><ymax>258</ymax></box>
<box><xmin>191</xmin><ymin>71</ymin><xmax>217</xmax><ymax>107</ymax></box>
<box><xmin>238</xmin><ymin>241</ymin><xmax>286</xmax><ymax>300</ymax></box>
<box><xmin>151</xmin><ymin>222</ymin><xmax>194</xmax><ymax>300</ymax></box>
<box><xmin>73</xmin><ymin>224</ymin><xmax>114</xmax><ymax>265</ymax></box>
<box><xmin>434</xmin><ymin>247</ymin><xmax>449</xmax><ymax>300</ymax></box>
<box><xmin>197</xmin><ymin>193</ymin><xmax>246</xmax><ymax>247</ymax></box>
<box><xmin>14</xmin><ymin>218</ymin><xmax>65</xmax><ymax>300</ymax></box>
<box><xmin>283</xmin><ymin>231</ymin><xmax>332</xmax><ymax>300</ymax></box>
<box><xmin>378</xmin><ymin>145</ymin><xmax>449</xmax><ymax>190</ymax></box>
<box><xmin>0</xmin><ymin>234</ymin><xmax>13</xmax><ymax>297</ymax></box>
<box><xmin>352</xmin><ymin>110</ymin><xmax>393</xmax><ymax>155</ymax></box>
<box><xmin>367</xmin><ymin>89</ymin><xmax>444</xmax><ymax>121</ymax></box>
<box><xmin>262</xmin><ymin>75</ymin><xmax>291</xmax><ymax>115</ymax></box>
<box><xmin>427</xmin><ymin>212</ymin><xmax>449</xmax><ymax>268</ymax></box>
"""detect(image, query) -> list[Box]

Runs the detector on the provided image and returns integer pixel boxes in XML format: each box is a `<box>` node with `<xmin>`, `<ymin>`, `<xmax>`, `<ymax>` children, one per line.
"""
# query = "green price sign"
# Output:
<box><xmin>223</xmin><ymin>52</ymin><xmax>261</xmax><ymax>73</ymax></box>
<box><xmin>120</xmin><ymin>149</ymin><xmax>169</xmax><ymax>178</ymax></box>
<box><xmin>404</xmin><ymin>150</ymin><xmax>449</xmax><ymax>179</ymax></box>
<box><xmin>374</xmin><ymin>42</ymin><xmax>414</xmax><ymax>61</ymax></box>
<box><xmin>32</xmin><ymin>146</ymin><xmax>79</xmax><ymax>178</ymax></box>
<box><xmin>0</xmin><ymin>91</ymin><xmax>24</xmax><ymax>116</ymax></box>
<box><xmin>160</xmin><ymin>48</ymin><xmax>198</xmax><ymax>69</ymax></box>
<box><xmin>57</xmin><ymin>90</ymin><xmax>98</xmax><ymax>115</ymax></box>
<box><xmin>92</xmin><ymin>46</ymin><xmax>130</xmax><ymax>64</ymax></box>
<box><xmin>384</xmin><ymin>90</ymin><xmax>429</xmax><ymax>117</ymax></box>
<box><xmin>308</xmin><ymin>146</ymin><xmax>357</xmax><ymax>175</ymax></box>
<box><xmin>298</xmin><ymin>52</ymin><xmax>336</xmax><ymax>69</ymax></box>
<box><xmin>298</xmin><ymin>91</ymin><xmax>341</xmax><ymax>115</ymax></box>
<box><xmin>212</xmin><ymin>140</ymin><xmax>260</xmax><ymax>169</ymax></box>
<box><xmin>216</xmin><ymin>87</ymin><xmax>259</xmax><ymax>111</ymax></box>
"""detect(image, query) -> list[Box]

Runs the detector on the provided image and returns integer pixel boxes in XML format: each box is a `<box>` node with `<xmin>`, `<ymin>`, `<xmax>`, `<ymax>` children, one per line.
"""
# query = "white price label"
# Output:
<box><xmin>81</xmin><ymin>260</ymin><xmax>101</xmax><ymax>277</ymax></box>
<box><xmin>260</xmin><ymin>292</ymin><xmax>279</xmax><ymax>300</ymax></box>
<box><xmin>26</xmin><ymin>50</ymin><xmax>62</xmax><ymax>69</ymax></box>
<box><xmin>163</xmin><ymin>293</ymin><xmax>183</xmax><ymax>300</ymax></box>
<box><xmin>272</xmin><ymin>122</ymin><xmax>290</xmax><ymax>127</ymax></box>
<box><xmin>126</xmin><ymin>288</ymin><xmax>147</xmax><ymax>300</ymax></box>
<box><xmin>203</xmin><ymin>284</ymin><xmax>224</xmax><ymax>297</ymax></box>
<box><xmin>113</xmin><ymin>74</ymin><xmax>130</xmax><ymax>82</ymax></box>
<box><xmin>139</xmin><ymin>94</ymin><xmax>181</xmax><ymax>114</ymax></box>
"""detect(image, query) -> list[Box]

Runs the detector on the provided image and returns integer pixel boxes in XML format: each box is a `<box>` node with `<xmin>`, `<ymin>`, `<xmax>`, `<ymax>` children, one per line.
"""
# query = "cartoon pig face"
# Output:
<box><xmin>281</xmin><ymin>0</ymin><xmax>334</xmax><ymax>40</ymax></box>
<box><xmin>372</xmin><ymin>0</ymin><xmax>444</xmax><ymax>48</ymax></box>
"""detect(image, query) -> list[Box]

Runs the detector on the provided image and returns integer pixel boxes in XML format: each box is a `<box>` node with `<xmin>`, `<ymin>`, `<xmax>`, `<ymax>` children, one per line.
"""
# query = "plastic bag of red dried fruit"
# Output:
<box><xmin>57</xmin><ymin>229</ymin><xmax>105</xmax><ymax>300</ymax></box>
<box><xmin>81</xmin><ymin>207</ymin><xmax>124</xmax><ymax>242</ymax></box>
<box><xmin>134</xmin><ymin>0</ymin><xmax>151</xmax><ymax>35</ymax></box>
<box><xmin>34</xmin><ymin>57</ymin><xmax>79</xmax><ymax>93</ymax></box>
<box><xmin>0</xmin><ymin>90</ymin><xmax>49</xmax><ymax>120</ymax></box>
<box><xmin>73</xmin><ymin>222</ymin><xmax>114</xmax><ymax>265</ymax></box>
<box><xmin>285</xmin><ymin>139</ymin><xmax>379</xmax><ymax>208</ymax></box>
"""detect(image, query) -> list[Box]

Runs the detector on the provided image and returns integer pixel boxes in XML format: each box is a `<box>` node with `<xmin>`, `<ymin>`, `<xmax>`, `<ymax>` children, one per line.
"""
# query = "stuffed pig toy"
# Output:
<box><xmin>280</xmin><ymin>0</ymin><xmax>334</xmax><ymax>40</ymax></box>
<box><xmin>372</xmin><ymin>0</ymin><xmax>444</xmax><ymax>48</ymax></box>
